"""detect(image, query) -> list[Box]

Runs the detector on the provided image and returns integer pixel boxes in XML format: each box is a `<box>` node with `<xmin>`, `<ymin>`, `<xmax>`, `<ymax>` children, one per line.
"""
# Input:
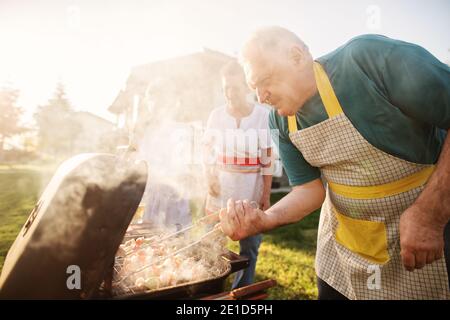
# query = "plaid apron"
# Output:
<box><xmin>287</xmin><ymin>62</ymin><xmax>450</xmax><ymax>299</ymax></box>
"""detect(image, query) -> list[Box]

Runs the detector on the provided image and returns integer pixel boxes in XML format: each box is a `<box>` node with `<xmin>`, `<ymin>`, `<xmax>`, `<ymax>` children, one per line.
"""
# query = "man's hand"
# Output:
<box><xmin>218</xmin><ymin>179</ymin><xmax>325</xmax><ymax>241</ymax></box>
<box><xmin>207</xmin><ymin>171</ymin><xmax>220</xmax><ymax>197</ymax></box>
<box><xmin>399</xmin><ymin>129</ymin><xmax>450</xmax><ymax>272</ymax></box>
<box><xmin>400</xmin><ymin>205</ymin><xmax>445</xmax><ymax>271</ymax></box>
<box><xmin>219</xmin><ymin>198</ymin><xmax>267</xmax><ymax>241</ymax></box>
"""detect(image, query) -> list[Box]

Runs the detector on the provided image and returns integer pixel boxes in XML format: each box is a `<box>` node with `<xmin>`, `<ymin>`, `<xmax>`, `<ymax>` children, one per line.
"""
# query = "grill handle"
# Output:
<box><xmin>222</xmin><ymin>251</ymin><xmax>250</xmax><ymax>273</ymax></box>
<box><xmin>230</xmin><ymin>279</ymin><xmax>277</xmax><ymax>299</ymax></box>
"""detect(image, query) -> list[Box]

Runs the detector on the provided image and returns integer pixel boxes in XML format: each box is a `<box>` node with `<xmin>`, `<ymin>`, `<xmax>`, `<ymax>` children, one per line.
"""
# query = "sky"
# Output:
<box><xmin>0</xmin><ymin>0</ymin><xmax>449</xmax><ymax>123</ymax></box>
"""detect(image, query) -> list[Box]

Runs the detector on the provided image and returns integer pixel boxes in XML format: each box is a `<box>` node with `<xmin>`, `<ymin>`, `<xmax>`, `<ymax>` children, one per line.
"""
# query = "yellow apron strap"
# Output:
<box><xmin>313</xmin><ymin>62</ymin><xmax>344</xmax><ymax>118</ymax></box>
<box><xmin>288</xmin><ymin>115</ymin><xmax>298</xmax><ymax>133</ymax></box>
<box><xmin>287</xmin><ymin>62</ymin><xmax>342</xmax><ymax>134</ymax></box>
<box><xmin>329</xmin><ymin>165</ymin><xmax>435</xmax><ymax>199</ymax></box>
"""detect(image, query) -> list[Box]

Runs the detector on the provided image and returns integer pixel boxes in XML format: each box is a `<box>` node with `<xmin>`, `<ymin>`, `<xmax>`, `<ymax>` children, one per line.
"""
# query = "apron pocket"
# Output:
<box><xmin>334</xmin><ymin>208</ymin><xmax>390</xmax><ymax>264</ymax></box>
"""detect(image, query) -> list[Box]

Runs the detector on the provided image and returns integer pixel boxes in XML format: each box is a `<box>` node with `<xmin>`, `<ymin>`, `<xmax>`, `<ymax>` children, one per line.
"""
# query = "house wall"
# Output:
<box><xmin>71</xmin><ymin>113</ymin><xmax>115</xmax><ymax>153</ymax></box>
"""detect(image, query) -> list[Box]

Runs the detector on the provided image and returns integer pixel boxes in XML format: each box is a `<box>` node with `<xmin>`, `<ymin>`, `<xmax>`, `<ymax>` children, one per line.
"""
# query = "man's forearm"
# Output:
<box><xmin>261</xmin><ymin>147</ymin><xmax>273</xmax><ymax>196</ymax></box>
<box><xmin>261</xmin><ymin>178</ymin><xmax>325</xmax><ymax>232</ymax></box>
<box><xmin>262</xmin><ymin>174</ymin><xmax>273</xmax><ymax>196</ymax></box>
<box><xmin>412</xmin><ymin>129</ymin><xmax>450</xmax><ymax>227</ymax></box>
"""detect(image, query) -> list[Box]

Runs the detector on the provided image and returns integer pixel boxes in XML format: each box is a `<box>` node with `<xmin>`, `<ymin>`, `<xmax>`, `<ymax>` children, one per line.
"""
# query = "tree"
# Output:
<box><xmin>0</xmin><ymin>86</ymin><xmax>26</xmax><ymax>152</ymax></box>
<box><xmin>34</xmin><ymin>82</ymin><xmax>80</xmax><ymax>156</ymax></box>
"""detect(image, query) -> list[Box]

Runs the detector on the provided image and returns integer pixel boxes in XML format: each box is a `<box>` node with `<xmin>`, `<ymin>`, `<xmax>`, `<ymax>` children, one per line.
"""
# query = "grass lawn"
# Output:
<box><xmin>0</xmin><ymin>167</ymin><xmax>320</xmax><ymax>299</ymax></box>
<box><xmin>0</xmin><ymin>166</ymin><xmax>56</xmax><ymax>273</ymax></box>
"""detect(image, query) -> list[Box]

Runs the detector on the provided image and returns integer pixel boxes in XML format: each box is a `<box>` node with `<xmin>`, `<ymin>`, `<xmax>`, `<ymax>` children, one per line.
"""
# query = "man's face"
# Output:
<box><xmin>243</xmin><ymin>49</ymin><xmax>307</xmax><ymax>117</ymax></box>
<box><xmin>222</xmin><ymin>74</ymin><xmax>249</xmax><ymax>108</ymax></box>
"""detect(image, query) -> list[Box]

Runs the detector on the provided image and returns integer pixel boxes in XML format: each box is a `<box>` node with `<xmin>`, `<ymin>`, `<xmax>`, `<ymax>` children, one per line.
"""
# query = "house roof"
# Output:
<box><xmin>108</xmin><ymin>48</ymin><xmax>234</xmax><ymax>114</ymax></box>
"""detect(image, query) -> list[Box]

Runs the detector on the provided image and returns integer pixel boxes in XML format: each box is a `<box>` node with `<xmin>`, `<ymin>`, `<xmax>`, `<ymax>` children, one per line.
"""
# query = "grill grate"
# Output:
<box><xmin>111</xmin><ymin>225</ymin><xmax>229</xmax><ymax>296</ymax></box>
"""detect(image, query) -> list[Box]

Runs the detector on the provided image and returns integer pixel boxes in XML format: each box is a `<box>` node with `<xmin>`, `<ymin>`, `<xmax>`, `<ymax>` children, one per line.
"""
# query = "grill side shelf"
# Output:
<box><xmin>222</xmin><ymin>251</ymin><xmax>250</xmax><ymax>273</ymax></box>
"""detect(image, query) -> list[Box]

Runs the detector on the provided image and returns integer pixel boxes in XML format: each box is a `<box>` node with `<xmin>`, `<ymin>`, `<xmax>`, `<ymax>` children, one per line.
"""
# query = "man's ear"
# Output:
<box><xmin>289</xmin><ymin>46</ymin><xmax>304</xmax><ymax>66</ymax></box>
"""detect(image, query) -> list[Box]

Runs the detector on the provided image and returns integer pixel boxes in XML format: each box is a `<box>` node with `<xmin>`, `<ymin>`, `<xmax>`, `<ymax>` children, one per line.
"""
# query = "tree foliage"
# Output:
<box><xmin>34</xmin><ymin>82</ymin><xmax>80</xmax><ymax>156</ymax></box>
<box><xmin>0</xmin><ymin>86</ymin><xmax>26</xmax><ymax>151</ymax></box>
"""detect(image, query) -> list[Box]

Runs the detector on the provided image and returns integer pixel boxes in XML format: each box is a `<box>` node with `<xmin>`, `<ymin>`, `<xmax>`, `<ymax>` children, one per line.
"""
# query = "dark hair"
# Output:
<box><xmin>220</xmin><ymin>60</ymin><xmax>246</xmax><ymax>79</ymax></box>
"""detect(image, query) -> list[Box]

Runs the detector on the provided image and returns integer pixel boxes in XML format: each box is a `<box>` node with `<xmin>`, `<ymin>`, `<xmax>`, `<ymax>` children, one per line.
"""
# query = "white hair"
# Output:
<box><xmin>239</xmin><ymin>26</ymin><xmax>309</xmax><ymax>64</ymax></box>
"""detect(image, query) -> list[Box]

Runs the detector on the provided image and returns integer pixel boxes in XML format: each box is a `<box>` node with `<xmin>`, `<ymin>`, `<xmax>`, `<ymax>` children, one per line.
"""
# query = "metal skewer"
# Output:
<box><xmin>115</xmin><ymin>227</ymin><xmax>222</xmax><ymax>284</ymax></box>
<box><xmin>123</xmin><ymin>210</ymin><xmax>221</xmax><ymax>257</ymax></box>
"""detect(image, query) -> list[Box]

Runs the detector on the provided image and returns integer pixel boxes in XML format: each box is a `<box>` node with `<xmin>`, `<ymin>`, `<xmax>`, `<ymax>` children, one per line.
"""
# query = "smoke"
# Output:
<box><xmin>126</xmin><ymin>52</ymin><xmax>234</xmax><ymax>231</ymax></box>
<box><xmin>133</xmin><ymin>122</ymin><xmax>203</xmax><ymax>237</ymax></box>
<box><xmin>131</xmin><ymin>117</ymin><xmax>231</xmax><ymax>279</ymax></box>
<box><xmin>102</xmin><ymin>53</ymin><xmax>236</xmax><ymax>291</ymax></box>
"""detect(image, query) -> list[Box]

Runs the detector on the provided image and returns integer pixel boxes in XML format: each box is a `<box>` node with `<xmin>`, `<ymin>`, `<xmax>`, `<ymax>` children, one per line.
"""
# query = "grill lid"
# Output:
<box><xmin>0</xmin><ymin>153</ymin><xmax>147</xmax><ymax>299</ymax></box>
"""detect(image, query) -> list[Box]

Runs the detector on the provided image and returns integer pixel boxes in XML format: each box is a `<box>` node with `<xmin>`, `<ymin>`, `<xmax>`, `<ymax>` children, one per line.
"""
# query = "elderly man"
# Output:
<box><xmin>203</xmin><ymin>60</ymin><xmax>273</xmax><ymax>288</ymax></box>
<box><xmin>219</xmin><ymin>26</ymin><xmax>450</xmax><ymax>299</ymax></box>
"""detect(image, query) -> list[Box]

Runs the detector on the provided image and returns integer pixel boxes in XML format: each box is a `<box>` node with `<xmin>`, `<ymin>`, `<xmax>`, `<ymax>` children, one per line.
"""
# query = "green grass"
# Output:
<box><xmin>0</xmin><ymin>168</ymin><xmax>320</xmax><ymax>299</ymax></box>
<box><xmin>258</xmin><ymin>212</ymin><xmax>319</xmax><ymax>299</ymax></box>
<box><xmin>0</xmin><ymin>169</ymin><xmax>47</xmax><ymax>271</ymax></box>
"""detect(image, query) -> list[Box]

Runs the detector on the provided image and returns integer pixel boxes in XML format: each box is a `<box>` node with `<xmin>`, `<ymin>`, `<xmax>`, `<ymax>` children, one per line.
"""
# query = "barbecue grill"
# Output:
<box><xmin>0</xmin><ymin>153</ymin><xmax>251</xmax><ymax>299</ymax></box>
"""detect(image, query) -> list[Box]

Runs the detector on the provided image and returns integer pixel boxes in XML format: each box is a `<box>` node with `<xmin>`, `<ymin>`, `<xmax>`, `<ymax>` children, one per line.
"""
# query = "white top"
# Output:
<box><xmin>203</xmin><ymin>103</ymin><xmax>272</xmax><ymax>210</ymax></box>
<box><xmin>204</xmin><ymin>103</ymin><xmax>272</xmax><ymax>160</ymax></box>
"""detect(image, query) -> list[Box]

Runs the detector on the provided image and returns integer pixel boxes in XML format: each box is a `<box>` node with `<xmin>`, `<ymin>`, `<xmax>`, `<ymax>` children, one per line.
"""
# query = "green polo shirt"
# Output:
<box><xmin>269</xmin><ymin>34</ymin><xmax>450</xmax><ymax>186</ymax></box>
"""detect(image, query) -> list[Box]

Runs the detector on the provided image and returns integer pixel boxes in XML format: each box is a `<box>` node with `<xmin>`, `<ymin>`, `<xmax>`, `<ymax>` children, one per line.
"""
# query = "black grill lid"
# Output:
<box><xmin>0</xmin><ymin>153</ymin><xmax>147</xmax><ymax>299</ymax></box>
